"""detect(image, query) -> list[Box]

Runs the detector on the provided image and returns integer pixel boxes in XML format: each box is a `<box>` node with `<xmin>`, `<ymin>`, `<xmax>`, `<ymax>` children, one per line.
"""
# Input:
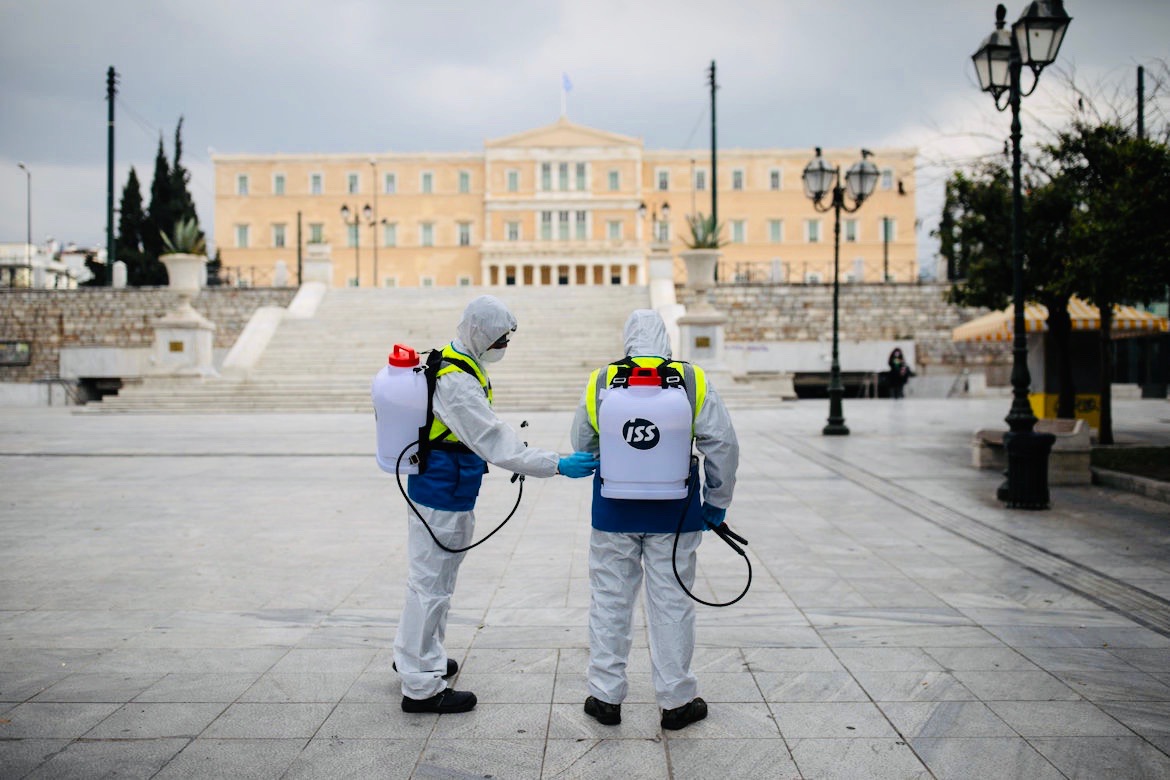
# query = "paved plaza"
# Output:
<box><xmin>1</xmin><ymin>398</ymin><xmax>1168</xmax><ymax>779</ymax></box>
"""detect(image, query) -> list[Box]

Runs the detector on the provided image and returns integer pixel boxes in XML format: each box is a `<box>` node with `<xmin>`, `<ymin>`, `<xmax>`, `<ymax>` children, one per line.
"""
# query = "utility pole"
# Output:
<box><xmin>883</xmin><ymin>216</ymin><xmax>890</xmax><ymax>282</ymax></box>
<box><xmin>708</xmin><ymin>59</ymin><xmax>718</xmax><ymax>280</ymax></box>
<box><xmin>1137</xmin><ymin>65</ymin><xmax>1145</xmax><ymax>140</ymax></box>
<box><xmin>106</xmin><ymin>66</ymin><xmax>118</xmax><ymax>285</ymax></box>
<box><xmin>296</xmin><ymin>211</ymin><xmax>303</xmax><ymax>286</ymax></box>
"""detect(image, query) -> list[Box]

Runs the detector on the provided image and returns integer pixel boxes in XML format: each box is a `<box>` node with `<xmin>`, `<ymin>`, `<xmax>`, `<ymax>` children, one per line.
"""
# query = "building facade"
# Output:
<box><xmin>213</xmin><ymin>118</ymin><xmax>918</xmax><ymax>288</ymax></box>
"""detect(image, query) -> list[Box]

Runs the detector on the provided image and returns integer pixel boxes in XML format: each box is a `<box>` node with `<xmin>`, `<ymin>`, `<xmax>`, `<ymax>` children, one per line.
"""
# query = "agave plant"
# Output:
<box><xmin>161</xmin><ymin>217</ymin><xmax>207</xmax><ymax>255</ymax></box>
<box><xmin>683</xmin><ymin>212</ymin><xmax>727</xmax><ymax>249</ymax></box>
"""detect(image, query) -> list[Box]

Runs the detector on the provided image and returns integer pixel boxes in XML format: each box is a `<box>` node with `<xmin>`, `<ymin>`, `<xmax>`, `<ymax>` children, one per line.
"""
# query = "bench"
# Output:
<box><xmin>973</xmin><ymin>418</ymin><xmax>1091</xmax><ymax>486</ymax></box>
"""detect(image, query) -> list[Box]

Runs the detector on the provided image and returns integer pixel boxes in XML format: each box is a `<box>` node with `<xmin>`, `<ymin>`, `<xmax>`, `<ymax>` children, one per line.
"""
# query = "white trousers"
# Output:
<box><xmin>587</xmin><ymin>529</ymin><xmax>702</xmax><ymax>710</ymax></box>
<box><xmin>393</xmin><ymin>506</ymin><xmax>474</xmax><ymax>699</ymax></box>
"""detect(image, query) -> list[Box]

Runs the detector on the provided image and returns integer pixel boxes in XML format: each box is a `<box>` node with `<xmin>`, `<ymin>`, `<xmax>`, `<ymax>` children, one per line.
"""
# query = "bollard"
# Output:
<box><xmin>997</xmin><ymin>430</ymin><xmax>1057</xmax><ymax>509</ymax></box>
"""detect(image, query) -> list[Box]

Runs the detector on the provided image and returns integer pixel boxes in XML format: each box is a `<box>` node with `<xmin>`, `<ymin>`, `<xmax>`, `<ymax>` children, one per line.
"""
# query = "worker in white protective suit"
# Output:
<box><xmin>396</xmin><ymin>295</ymin><xmax>598</xmax><ymax>714</ymax></box>
<box><xmin>570</xmin><ymin>309</ymin><xmax>739</xmax><ymax>730</ymax></box>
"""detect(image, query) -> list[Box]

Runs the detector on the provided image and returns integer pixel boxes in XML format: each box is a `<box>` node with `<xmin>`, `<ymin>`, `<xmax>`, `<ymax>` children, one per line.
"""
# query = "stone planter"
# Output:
<box><xmin>160</xmin><ymin>252</ymin><xmax>207</xmax><ymax>296</ymax></box>
<box><xmin>679</xmin><ymin>249</ymin><xmax>721</xmax><ymax>312</ymax></box>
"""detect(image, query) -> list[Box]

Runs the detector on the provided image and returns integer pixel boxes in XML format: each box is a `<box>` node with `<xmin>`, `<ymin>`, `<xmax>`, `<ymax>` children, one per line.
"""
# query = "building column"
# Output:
<box><xmin>620</xmin><ymin>263</ymin><xmax>629</xmax><ymax>286</ymax></box>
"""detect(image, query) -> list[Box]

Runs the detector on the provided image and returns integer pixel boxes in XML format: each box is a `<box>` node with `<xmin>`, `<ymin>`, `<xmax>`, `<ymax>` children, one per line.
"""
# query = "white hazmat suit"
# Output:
<box><xmin>570</xmin><ymin>309</ymin><xmax>739</xmax><ymax>710</ymax></box>
<box><xmin>394</xmin><ymin>295</ymin><xmax>560</xmax><ymax>701</ymax></box>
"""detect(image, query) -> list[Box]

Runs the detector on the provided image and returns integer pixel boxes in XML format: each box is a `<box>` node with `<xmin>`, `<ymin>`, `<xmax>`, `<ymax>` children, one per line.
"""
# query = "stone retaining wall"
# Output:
<box><xmin>679</xmin><ymin>282</ymin><xmax>1010</xmax><ymax>378</ymax></box>
<box><xmin>0</xmin><ymin>288</ymin><xmax>297</xmax><ymax>383</ymax></box>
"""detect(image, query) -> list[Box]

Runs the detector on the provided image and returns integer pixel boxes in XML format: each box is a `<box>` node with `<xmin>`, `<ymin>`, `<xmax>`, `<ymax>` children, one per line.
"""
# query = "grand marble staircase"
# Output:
<box><xmin>90</xmin><ymin>286</ymin><xmax>779</xmax><ymax>414</ymax></box>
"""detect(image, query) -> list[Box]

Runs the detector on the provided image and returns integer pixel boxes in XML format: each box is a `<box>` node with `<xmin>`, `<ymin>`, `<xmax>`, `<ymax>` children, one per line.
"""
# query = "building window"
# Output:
<box><xmin>732</xmin><ymin>169</ymin><xmax>744</xmax><ymax>191</ymax></box>
<box><xmin>310</xmin><ymin>173</ymin><xmax>323</xmax><ymax>195</ymax></box>
<box><xmin>309</xmin><ymin>223</ymin><xmax>323</xmax><ymax>243</ymax></box>
<box><xmin>881</xmin><ymin>169</ymin><xmax>894</xmax><ymax>190</ymax></box>
<box><xmin>769</xmin><ymin>219</ymin><xmax>783</xmax><ymax>243</ymax></box>
<box><xmin>383</xmin><ymin>276</ymin><xmax>398</xmax><ymax>288</ymax></box>
<box><xmin>273</xmin><ymin>174</ymin><xmax>285</xmax><ymax>196</ymax></box>
<box><xmin>806</xmin><ymin>219</ymin><xmax>821</xmax><ymax>243</ymax></box>
<box><xmin>557</xmin><ymin>210</ymin><xmax>570</xmax><ymax>241</ymax></box>
<box><xmin>541</xmin><ymin>211</ymin><xmax>552</xmax><ymax>240</ymax></box>
<box><xmin>458</xmin><ymin>222</ymin><xmax>471</xmax><ymax>246</ymax></box>
<box><xmin>575</xmin><ymin>211</ymin><xmax>587</xmax><ymax>241</ymax></box>
<box><xmin>541</xmin><ymin>163</ymin><xmax>552</xmax><ymax>191</ymax></box>
<box><xmin>608</xmin><ymin>220</ymin><xmax>622</xmax><ymax>240</ymax></box>
<box><xmin>236</xmin><ymin>175</ymin><xmax>249</xmax><ymax>196</ymax></box>
<box><xmin>507</xmin><ymin>221</ymin><xmax>520</xmax><ymax>241</ymax></box>
<box><xmin>770</xmin><ymin>169</ymin><xmax>781</xmax><ymax>191</ymax></box>
<box><xmin>883</xmin><ymin>218</ymin><xmax>897</xmax><ymax>241</ymax></box>
<box><xmin>383</xmin><ymin>222</ymin><xmax>397</xmax><ymax>247</ymax></box>
<box><xmin>420</xmin><ymin>276</ymin><xmax>434</xmax><ymax>287</ymax></box>
<box><xmin>731</xmin><ymin>220</ymin><xmax>745</xmax><ymax>244</ymax></box>
<box><xmin>384</xmin><ymin>172</ymin><xmax>396</xmax><ymax>194</ymax></box>
<box><xmin>457</xmin><ymin>275</ymin><xmax>472</xmax><ymax>286</ymax></box>
<box><xmin>507</xmin><ymin>169</ymin><xmax>519</xmax><ymax>192</ymax></box>
<box><xmin>576</xmin><ymin>162</ymin><xmax>587</xmax><ymax>191</ymax></box>
<box><xmin>420</xmin><ymin>223</ymin><xmax>433</xmax><ymax>247</ymax></box>
<box><xmin>558</xmin><ymin>163</ymin><xmax>569</xmax><ymax>191</ymax></box>
<box><xmin>695</xmin><ymin>169</ymin><xmax>707</xmax><ymax>191</ymax></box>
<box><xmin>346</xmin><ymin>223</ymin><xmax>358</xmax><ymax>248</ymax></box>
<box><xmin>844</xmin><ymin>219</ymin><xmax>858</xmax><ymax>243</ymax></box>
<box><xmin>272</xmin><ymin>224</ymin><xmax>286</xmax><ymax>248</ymax></box>
<box><xmin>805</xmin><ymin>271</ymin><xmax>823</xmax><ymax>284</ymax></box>
<box><xmin>459</xmin><ymin>170</ymin><xmax>470</xmax><ymax>193</ymax></box>
<box><xmin>421</xmin><ymin>172</ymin><xmax>433</xmax><ymax>194</ymax></box>
<box><xmin>235</xmin><ymin>224</ymin><xmax>249</xmax><ymax>248</ymax></box>
<box><xmin>656</xmin><ymin>220</ymin><xmax>670</xmax><ymax>243</ymax></box>
<box><xmin>608</xmin><ymin>169</ymin><xmax>620</xmax><ymax>191</ymax></box>
<box><xmin>347</xmin><ymin>173</ymin><xmax>360</xmax><ymax>194</ymax></box>
<box><xmin>657</xmin><ymin>169</ymin><xmax>669</xmax><ymax>191</ymax></box>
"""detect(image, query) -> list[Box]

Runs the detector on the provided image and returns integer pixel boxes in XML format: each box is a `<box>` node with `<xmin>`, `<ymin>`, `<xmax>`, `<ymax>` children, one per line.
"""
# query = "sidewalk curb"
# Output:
<box><xmin>1092</xmin><ymin>466</ymin><xmax>1170</xmax><ymax>505</ymax></box>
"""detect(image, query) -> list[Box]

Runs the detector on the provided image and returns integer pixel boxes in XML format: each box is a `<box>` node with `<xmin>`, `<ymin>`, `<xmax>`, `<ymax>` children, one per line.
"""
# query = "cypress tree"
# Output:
<box><xmin>170</xmin><ymin>116</ymin><xmax>198</xmax><ymax>225</ymax></box>
<box><xmin>143</xmin><ymin>136</ymin><xmax>174</xmax><ymax>283</ymax></box>
<box><xmin>116</xmin><ymin>167</ymin><xmax>150</xmax><ymax>285</ymax></box>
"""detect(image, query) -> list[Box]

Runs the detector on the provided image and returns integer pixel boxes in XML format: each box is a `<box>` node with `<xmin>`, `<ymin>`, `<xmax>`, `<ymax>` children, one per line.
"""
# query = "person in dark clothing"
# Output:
<box><xmin>887</xmin><ymin>347</ymin><xmax>915</xmax><ymax>399</ymax></box>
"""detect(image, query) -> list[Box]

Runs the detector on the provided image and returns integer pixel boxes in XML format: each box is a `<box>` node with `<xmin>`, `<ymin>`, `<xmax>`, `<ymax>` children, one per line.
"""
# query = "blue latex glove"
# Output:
<box><xmin>701</xmin><ymin>503</ymin><xmax>727</xmax><ymax>529</ymax></box>
<box><xmin>558</xmin><ymin>451</ymin><xmax>600</xmax><ymax>479</ymax></box>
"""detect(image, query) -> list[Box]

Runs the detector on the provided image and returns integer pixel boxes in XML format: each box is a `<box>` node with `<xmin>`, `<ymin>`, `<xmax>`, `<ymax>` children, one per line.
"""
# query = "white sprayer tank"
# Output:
<box><xmin>598</xmin><ymin>367</ymin><xmax>692</xmax><ymax>500</ymax></box>
<box><xmin>372</xmin><ymin>344</ymin><xmax>428</xmax><ymax>475</ymax></box>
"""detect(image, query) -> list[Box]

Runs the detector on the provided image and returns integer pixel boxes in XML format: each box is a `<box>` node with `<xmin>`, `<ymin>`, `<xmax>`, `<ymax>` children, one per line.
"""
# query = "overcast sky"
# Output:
<box><xmin>1</xmin><ymin>0</ymin><xmax>1167</xmax><ymax>275</ymax></box>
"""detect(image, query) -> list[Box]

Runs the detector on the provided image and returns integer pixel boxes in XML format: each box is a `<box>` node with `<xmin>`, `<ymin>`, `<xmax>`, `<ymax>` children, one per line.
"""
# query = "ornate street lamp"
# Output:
<box><xmin>340</xmin><ymin>203</ymin><xmax>372</xmax><ymax>287</ymax></box>
<box><xmin>17</xmin><ymin>163</ymin><xmax>31</xmax><ymax>264</ymax></box>
<box><xmin>638</xmin><ymin>200</ymin><xmax>671</xmax><ymax>245</ymax></box>
<box><xmin>971</xmin><ymin>1</ymin><xmax>1071</xmax><ymax>509</ymax></box>
<box><xmin>802</xmin><ymin>148</ymin><xmax>879</xmax><ymax>436</ymax></box>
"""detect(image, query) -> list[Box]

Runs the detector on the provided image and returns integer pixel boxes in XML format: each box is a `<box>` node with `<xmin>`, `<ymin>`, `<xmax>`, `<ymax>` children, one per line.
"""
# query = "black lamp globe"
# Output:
<box><xmin>1013</xmin><ymin>0</ymin><xmax>1071</xmax><ymax>75</ymax></box>
<box><xmin>845</xmin><ymin>152</ymin><xmax>879</xmax><ymax>204</ymax></box>
<box><xmin>802</xmin><ymin>148</ymin><xmax>835</xmax><ymax>203</ymax></box>
<box><xmin>972</xmin><ymin>6</ymin><xmax>1014</xmax><ymax>99</ymax></box>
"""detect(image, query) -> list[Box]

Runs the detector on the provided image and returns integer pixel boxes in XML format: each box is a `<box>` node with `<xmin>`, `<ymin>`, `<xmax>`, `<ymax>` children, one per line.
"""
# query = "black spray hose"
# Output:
<box><xmin>394</xmin><ymin>439</ymin><xmax>525</xmax><ymax>554</ymax></box>
<box><xmin>672</xmin><ymin>471</ymin><xmax>753</xmax><ymax>607</ymax></box>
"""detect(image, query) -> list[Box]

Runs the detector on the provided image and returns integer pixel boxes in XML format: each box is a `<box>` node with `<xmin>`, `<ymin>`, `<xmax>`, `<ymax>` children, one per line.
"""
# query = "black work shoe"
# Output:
<box><xmin>661</xmin><ymin>697</ymin><xmax>707</xmax><ymax>730</ymax></box>
<box><xmin>393</xmin><ymin>658</ymin><xmax>458</xmax><ymax>679</ymax></box>
<box><xmin>584</xmin><ymin>695</ymin><xmax>621</xmax><ymax>725</ymax></box>
<box><xmin>401</xmin><ymin>688</ymin><xmax>477</xmax><ymax>714</ymax></box>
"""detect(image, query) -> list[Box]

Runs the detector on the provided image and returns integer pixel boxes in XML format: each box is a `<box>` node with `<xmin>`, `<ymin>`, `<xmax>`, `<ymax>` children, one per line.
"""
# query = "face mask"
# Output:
<box><xmin>481</xmin><ymin>348</ymin><xmax>505</xmax><ymax>363</ymax></box>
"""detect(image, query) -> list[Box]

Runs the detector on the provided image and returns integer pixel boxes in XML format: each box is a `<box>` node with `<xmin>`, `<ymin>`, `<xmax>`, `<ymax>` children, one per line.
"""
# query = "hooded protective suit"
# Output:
<box><xmin>395</xmin><ymin>295</ymin><xmax>560</xmax><ymax>701</ymax></box>
<box><xmin>570</xmin><ymin>309</ymin><xmax>739</xmax><ymax>710</ymax></box>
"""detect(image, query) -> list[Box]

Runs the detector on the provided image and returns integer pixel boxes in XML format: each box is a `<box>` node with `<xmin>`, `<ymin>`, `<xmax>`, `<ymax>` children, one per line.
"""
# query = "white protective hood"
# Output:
<box><xmin>623</xmin><ymin>309</ymin><xmax>672</xmax><ymax>359</ymax></box>
<box><xmin>454</xmin><ymin>295</ymin><xmax>518</xmax><ymax>363</ymax></box>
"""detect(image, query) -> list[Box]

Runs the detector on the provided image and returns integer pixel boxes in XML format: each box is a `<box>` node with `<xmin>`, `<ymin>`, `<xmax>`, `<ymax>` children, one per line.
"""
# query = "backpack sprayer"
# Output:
<box><xmin>372</xmin><ymin>344</ymin><xmax>526</xmax><ymax>554</ymax></box>
<box><xmin>598</xmin><ymin>365</ymin><xmax>752</xmax><ymax>607</ymax></box>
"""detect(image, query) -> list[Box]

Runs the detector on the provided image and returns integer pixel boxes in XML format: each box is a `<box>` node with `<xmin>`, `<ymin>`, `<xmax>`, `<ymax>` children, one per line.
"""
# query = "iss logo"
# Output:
<box><xmin>622</xmin><ymin>418</ymin><xmax>659</xmax><ymax>449</ymax></box>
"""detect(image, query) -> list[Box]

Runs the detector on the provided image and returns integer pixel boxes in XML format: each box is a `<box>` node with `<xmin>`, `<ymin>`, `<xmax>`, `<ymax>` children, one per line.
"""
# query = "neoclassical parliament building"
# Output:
<box><xmin>212</xmin><ymin>118</ymin><xmax>917</xmax><ymax>288</ymax></box>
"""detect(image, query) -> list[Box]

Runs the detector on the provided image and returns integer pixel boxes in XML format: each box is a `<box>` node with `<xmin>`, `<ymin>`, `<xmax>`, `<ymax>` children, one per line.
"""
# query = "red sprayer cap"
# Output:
<box><xmin>388</xmin><ymin>344</ymin><xmax>419</xmax><ymax>367</ymax></box>
<box><xmin>628</xmin><ymin>367</ymin><xmax>660</xmax><ymax>387</ymax></box>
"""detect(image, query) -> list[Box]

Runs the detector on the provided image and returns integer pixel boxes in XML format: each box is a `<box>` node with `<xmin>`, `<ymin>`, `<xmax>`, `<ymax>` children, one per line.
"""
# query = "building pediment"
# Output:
<box><xmin>485</xmin><ymin>116</ymin><xmax>642</xmax><ymax>150</ymax></box>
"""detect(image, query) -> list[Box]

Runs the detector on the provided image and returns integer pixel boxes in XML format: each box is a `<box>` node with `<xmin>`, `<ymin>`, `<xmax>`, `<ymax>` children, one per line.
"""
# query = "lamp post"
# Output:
<box><xmin>638</xmin><ymin>200</ymin><xmax>671</xmax><ymax>246</ymax></box>
<box><xmin>369</xmin><ymin>159</ymin><xmax>379</xmax><ymax>286</ymax></box>
<box><xmin>802</xmin><ymin>148</ymin><xmax>879</xmax><ymax>436</ymax></box>
<box><xmin>972</xmin><ymin>0</ymin><xmax>1071</xmax><ymax>508</ymax></box>
<box><xmin>17</xmin><ymin>163</ymin><xmax>31</xmax><ymax>264</ymax></box>
<box><xmin>340</xmin><ymin>203</ymin><xmax>371</xmax><ymax>287</ymax></box>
